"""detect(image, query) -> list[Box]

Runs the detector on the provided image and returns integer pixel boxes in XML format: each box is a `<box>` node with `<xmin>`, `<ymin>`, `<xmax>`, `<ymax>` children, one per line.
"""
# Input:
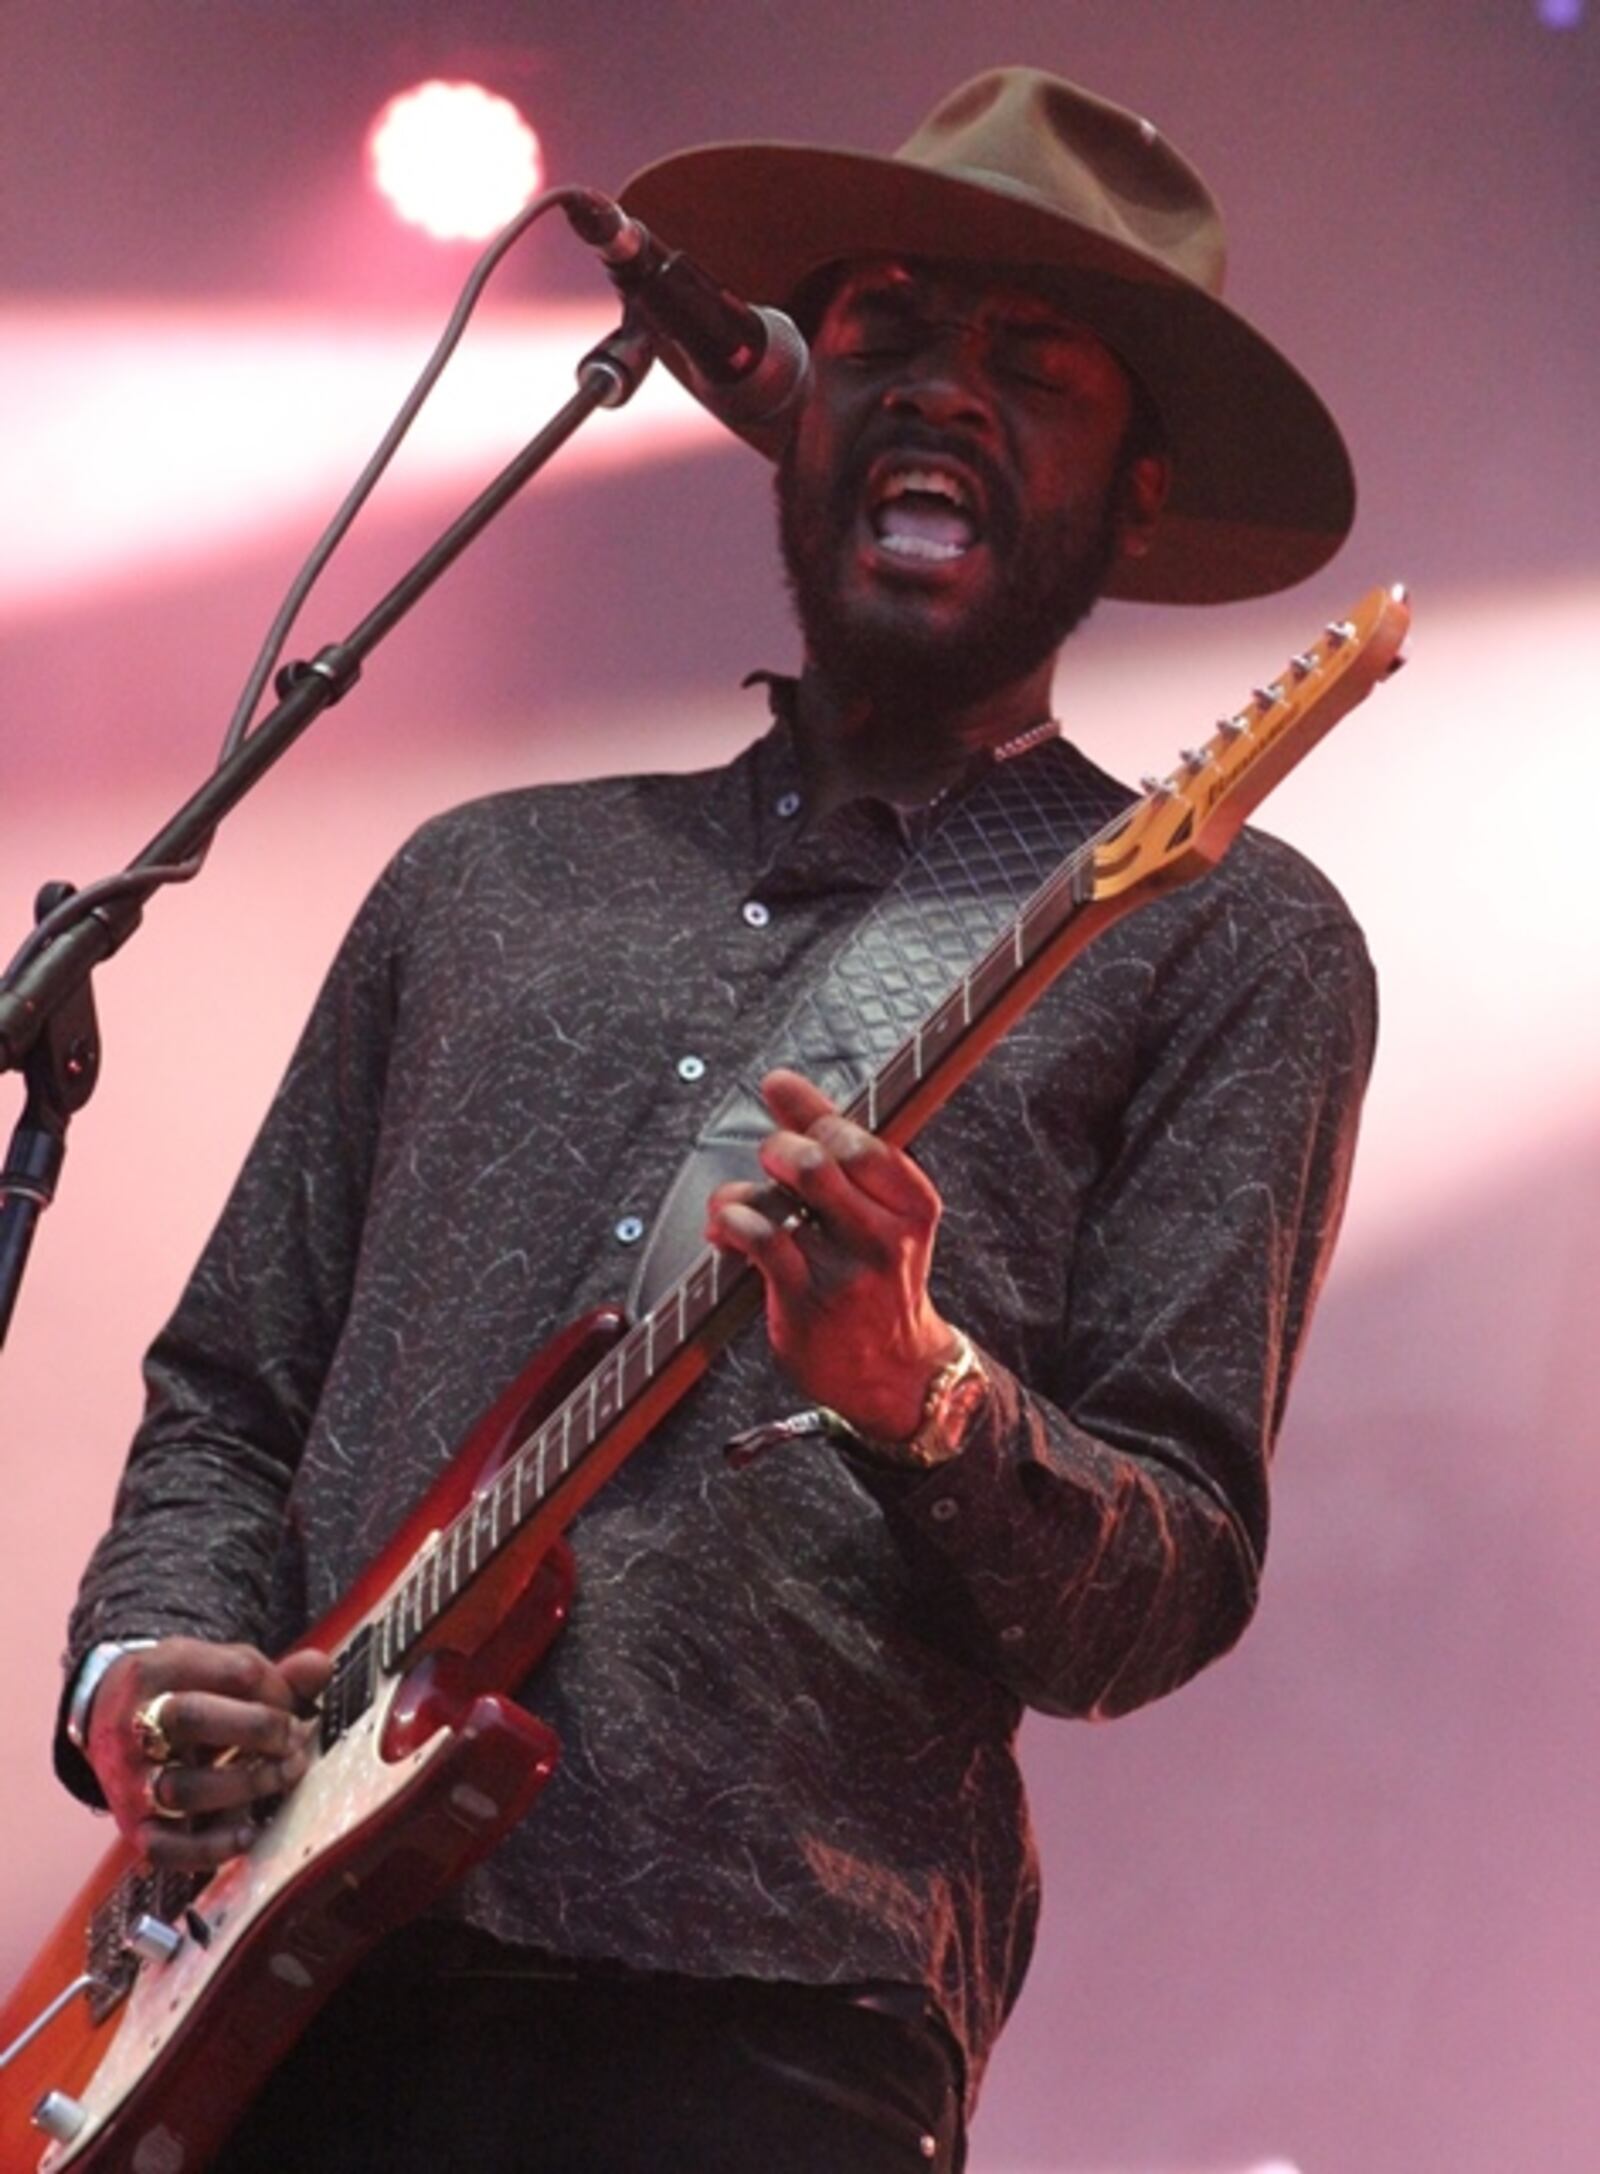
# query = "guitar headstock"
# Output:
<box><xmin>1090</xmin><ymin>583</ymin><xmax>1411</xmax><ymax>901</ymax></box>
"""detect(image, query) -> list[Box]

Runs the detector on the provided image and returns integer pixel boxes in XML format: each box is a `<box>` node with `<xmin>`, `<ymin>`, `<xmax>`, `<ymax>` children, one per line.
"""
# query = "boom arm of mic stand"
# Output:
<box><xmin>0</xmin><ymin>315</ymin><xmax>656</xmax><ymax>1349</ymax></box>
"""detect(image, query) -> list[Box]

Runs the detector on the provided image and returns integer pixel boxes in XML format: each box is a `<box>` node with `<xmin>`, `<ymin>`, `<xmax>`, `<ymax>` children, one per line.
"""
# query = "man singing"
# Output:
<box><xmin>54</xmin><ymin>68</ymin><xmax>1373</xmax><ymax>2170</ymax></box>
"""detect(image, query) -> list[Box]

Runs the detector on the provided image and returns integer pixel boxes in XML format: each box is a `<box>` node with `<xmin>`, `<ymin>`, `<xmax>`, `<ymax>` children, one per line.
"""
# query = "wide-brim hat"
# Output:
<box><xmin>620</xmin><ymin>68</ymin><xmax>1355</xmax><ymax>605</ymax></box>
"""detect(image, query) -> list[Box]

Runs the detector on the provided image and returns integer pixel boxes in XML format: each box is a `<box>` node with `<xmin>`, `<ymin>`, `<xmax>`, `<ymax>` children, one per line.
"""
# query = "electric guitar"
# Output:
<box><xmin>0</xmin><ymin>584</ymin><xmax>1410</xmax><ymax>2171</ymax></box>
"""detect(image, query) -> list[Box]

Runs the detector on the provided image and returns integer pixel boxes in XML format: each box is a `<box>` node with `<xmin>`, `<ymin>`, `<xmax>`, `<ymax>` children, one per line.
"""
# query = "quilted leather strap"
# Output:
<box><xmin>628</xmin><ymin>742</ymin><xmax>1131</xmax><ymax>1316</ymax></box>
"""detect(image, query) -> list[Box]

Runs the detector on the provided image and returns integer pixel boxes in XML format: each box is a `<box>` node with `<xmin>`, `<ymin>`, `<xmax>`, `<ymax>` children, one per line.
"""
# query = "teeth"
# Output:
<box><xmin>877</xmin><ymin>466</ymin><xmax>972</xmax><ymax>512</ymax></box>
<box><xmin>879</xmin><ymin>533</ymin><xmax>965</xmax><ymax>561</ymax></box>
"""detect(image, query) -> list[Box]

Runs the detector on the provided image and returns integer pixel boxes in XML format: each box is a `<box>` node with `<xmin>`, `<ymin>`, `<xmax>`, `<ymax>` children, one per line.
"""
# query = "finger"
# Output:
<box><xmin>761</xmin><ymin>1073</ymin><xmax>939</xmax><ymax>1222</ymax></box>
<box><xmin>756</xmin><ymin>1128</ymin><xmax>933</xmax><ymax>1253</ymax></box>
<box><xmin>705</xmin><ymin>1177</ymin><xmax>774</xmax><ymax>1220</ymax></box>
<box><xmin>705</xmin><ymin>1198</ymin><xmax>811</xmax><ymax>1304</ymax></box>
<box><xmin>122</xmin><ymin>1762</ymin><xmax>256</xmax><ymax>1870</ymax></box>
<box><xmin>138</xmin><ymin>1805</ymin><xmax>261</xmax><ymax>1872</ymax></box>
<box><xmin>140</xmin><ymin>1689</ymin><xmax>316</xmax><ymax>1765</ymax></box>
<box><xmin>280</xmin><ymin>1647</ymin><xmax>333</xmax><ymax>1713</ymax></box>
<box><xmin>705</xmin><ymin>1174</ymin><xmax>813</xmax><ymax>1252</ymax></box>
<box><xmin>131</xmin><ymin>1637</ymin><xmax>309</xmax><ymax>1714</ymax></box>
<box><xmin>158</xmin><ymin>1640</ymin><xmax>328</xmax><ymax>1729</ymax></box>
<box><xmin>759</xmin><ymin>1068</ymin><xmax>839</xmax><ymax>1133</ymax></box>
<box><xmin>809</xmin><ymin>1114</ymin><xmax>939</xmax><ymax>1220</ymax></box>
<box><xmin>151</xmin><ymin>1740</ymin><xmax>313</xmax><ymax>1821</ymax></box>
<box><xmin>704</xmin><ymin>1173</ymin><xmax>804</xmax><ymax>1243</ymax></box>
<box><xmin>754</xmin><ymin>1128</ymin><xmax>875</xmax><ymax>1234</ymax></box>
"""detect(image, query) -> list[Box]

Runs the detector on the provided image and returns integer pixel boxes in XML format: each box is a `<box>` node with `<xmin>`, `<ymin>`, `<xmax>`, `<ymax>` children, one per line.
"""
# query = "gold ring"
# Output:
<box><xmin>131</xmin><ymin>1691</ymin><xmax>179</xmax><ymax>1767</ymax></box>
<box><xmin>141</xmin><ymin>1763</ymin><xmax>187</xmax><ymax>1822</ymax></box>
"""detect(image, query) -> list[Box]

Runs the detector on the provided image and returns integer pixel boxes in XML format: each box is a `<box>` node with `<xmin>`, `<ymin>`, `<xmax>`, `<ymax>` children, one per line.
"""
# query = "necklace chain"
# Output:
<box><xmin>989</xmin><ymin>716</ymin><xmax>1061</xmax><ymax>764</ymax></box>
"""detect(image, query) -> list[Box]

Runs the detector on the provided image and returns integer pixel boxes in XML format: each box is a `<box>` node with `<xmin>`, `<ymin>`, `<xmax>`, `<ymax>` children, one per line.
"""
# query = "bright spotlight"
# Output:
<box><xmin>368</xmin><ymin>80</ymin><xmax>543</xmax><ymax>243</ymax></box>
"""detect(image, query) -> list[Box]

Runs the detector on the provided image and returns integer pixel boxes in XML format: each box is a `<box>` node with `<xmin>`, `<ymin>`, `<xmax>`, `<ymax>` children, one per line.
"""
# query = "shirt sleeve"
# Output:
<box><xmin>846</xmin><ymin>905</ymin><xmax>1377</xmax><ymax>1721</ymax></box>
<box><xmin>54</xmin><ymin>856</ymin><xmax>408</xmax><ymax>1801</ymax></box>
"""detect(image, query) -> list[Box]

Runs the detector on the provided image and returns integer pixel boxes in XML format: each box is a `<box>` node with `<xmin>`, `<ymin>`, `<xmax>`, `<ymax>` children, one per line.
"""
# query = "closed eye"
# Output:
<box><xmin>837</xmin><ymin>336</ymin><xmax>918</xmax><ymax>365</ymax></box>
<box><xmin>997</xmin><ymin>360</ymin><xmax>1071</xmax><ymax>395</ymax></box>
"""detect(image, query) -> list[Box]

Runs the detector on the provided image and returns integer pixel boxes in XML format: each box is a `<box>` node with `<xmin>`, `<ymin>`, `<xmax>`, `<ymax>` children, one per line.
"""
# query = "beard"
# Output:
<box><xmin>776</xmin><ymin>429</ymin><xmax>1125</xmax><ymax>715</ymax></box>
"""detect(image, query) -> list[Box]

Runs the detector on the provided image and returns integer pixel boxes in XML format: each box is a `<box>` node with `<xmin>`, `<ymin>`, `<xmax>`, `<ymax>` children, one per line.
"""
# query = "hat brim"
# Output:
<box><xmin>621</xmin><ymin>143</ymin><xmax>1355</xmax><ymax>605</ymax></box>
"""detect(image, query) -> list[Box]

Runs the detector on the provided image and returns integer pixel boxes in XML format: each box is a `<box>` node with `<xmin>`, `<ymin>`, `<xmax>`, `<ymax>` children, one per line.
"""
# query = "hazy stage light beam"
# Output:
<box><xmin>0</xmin><ymin>304</ymin><xmax>719</xmax><ymax>619</ymax></box>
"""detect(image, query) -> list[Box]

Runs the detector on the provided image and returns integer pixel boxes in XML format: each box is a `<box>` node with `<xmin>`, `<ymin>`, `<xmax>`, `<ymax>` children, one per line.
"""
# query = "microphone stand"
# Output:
<box><xmin>0</xmin><ymin>314</ymin><xmax>656</xmax><ymax>1350</ymax></box>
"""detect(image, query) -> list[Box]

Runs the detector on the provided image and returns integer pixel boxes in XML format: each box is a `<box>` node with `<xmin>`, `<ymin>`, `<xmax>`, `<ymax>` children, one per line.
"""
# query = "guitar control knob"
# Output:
<box><xmin>32</xmin><ymin>2090</ymin><xmax>89</xmax><ymax>2144</ymax></box>
<box><xmin>127</xmin><ymin>1912</ymin><xmax>185</xmax><ymax>1965</ymax></box>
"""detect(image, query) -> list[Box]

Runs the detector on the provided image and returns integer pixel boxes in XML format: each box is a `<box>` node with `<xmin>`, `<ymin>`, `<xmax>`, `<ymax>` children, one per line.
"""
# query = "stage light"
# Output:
<box><xmin>1536</xmin><ymin>0</ymin><xmax>1584</xmax><ymax>24</ymax></box>
<box><xmin>368</xmin><ymin>80</ymin><xmax>543</xmax><ymax>242</ymax></box>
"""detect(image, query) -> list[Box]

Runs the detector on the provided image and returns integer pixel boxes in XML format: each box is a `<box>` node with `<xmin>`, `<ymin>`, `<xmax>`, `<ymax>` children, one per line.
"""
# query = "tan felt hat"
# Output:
<box><xmin>621</xmin><ymin>67</ymin><xmax>1356</xmax><ymax>604</ymax></box>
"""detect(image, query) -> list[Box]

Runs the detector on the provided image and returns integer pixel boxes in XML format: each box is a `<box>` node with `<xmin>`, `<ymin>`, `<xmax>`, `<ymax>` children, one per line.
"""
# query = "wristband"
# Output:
<box><xmin>64</xmin><ymin>1638</ymin><xmax>158</xmax><ymax>1753</ymax></box>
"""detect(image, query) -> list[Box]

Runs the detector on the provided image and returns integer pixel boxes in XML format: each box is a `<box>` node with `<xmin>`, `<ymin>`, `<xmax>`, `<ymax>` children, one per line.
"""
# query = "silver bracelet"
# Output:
<box><xmin>64</xmin><ymin>1638</ymin><xmax>158</xmax><ymax>1753</ymax></box>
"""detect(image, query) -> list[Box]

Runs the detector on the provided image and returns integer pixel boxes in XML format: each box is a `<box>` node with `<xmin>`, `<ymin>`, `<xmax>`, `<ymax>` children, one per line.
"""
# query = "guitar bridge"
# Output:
<box><xmin>86</xmin><ymin>1864</ymin><xmax>203</xmax><ymax>2023</ymax></box>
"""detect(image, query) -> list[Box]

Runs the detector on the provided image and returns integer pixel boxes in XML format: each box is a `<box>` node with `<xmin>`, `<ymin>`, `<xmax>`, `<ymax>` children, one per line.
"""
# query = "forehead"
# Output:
<box><xmin>812</xmin><ymin>255</ymin><xmax>1093</xmax><ymax>334</ymax></box>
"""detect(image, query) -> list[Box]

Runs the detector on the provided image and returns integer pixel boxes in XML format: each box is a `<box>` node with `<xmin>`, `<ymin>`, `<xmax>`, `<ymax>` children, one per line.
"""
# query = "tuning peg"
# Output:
<box><xmin>1288</xmin><ymin>652</ymin><xmax>1319</xmax><ymax>680</ymax></box>
<box><xmin>1215</xmin><ymin>713</ymin><xmax>1250</xmax><ymax>740</ymax></box>
<box><xmin>1139</xmin><ymin>773</ymin><xmax>1176</xmax><ymax>798</ymax></box>
<box><xmin>1251</xmin><ymin>682</ymin><xmax>1286</xmax><ymax>711</ymax></box>
<box><xmin>1323</xmin><ymin>619</ymin><xmax>1356</xmax><ymax>646</ymax></box>
<box><xmin>1178</xmin><ymin>747</ymin><xmax>1212</xmax><ymax>772</ymax></box>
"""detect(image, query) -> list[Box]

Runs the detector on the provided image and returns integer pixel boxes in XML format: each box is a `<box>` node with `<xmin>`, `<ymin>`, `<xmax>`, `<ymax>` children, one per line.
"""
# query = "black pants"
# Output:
<box><xmin>214</xmin><ymin>1937</ymin><xmax>965</xmax><ymax>2172</ymax></box>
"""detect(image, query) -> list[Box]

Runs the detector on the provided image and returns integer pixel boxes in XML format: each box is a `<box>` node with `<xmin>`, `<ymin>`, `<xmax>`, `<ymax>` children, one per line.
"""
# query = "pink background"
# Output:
<box><xmin>3</xmin><ymin>6</ymin><xmax>1597</xmax><ymax>2169</ymax></box>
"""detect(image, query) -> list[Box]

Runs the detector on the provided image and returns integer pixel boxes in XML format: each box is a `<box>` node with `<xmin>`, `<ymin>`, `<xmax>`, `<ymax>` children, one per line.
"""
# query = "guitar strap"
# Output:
<box><xmin>628</xmin><ymin>739</ymin><xmax>1131</xmax><ymax>1316</ymax></box>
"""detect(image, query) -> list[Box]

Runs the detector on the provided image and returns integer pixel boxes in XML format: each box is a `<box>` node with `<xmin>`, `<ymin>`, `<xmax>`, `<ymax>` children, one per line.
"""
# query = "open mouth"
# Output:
<box><xmin>864</xmin><ymin>458</ymin><xmax>983</xmax><ymax>564</ymax></box>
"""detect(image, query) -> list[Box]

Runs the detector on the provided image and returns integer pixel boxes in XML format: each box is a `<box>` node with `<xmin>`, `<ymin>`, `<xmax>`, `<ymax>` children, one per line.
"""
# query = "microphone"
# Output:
<box><xmin>565</xmin><ymin>190</ymin><xmax>810</xmax><ymax>434</ymax></box>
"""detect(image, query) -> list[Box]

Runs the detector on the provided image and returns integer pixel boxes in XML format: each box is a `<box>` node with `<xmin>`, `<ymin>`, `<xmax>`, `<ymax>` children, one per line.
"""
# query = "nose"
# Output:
<box><xmin>881</xmin><ymin>327</ymin><xmax>996</xmax><ymax>435</ymax></box>
<box><xmin>884</xmin><ymin>372</ymin><xmax>992</xmax><ymax>434</ymax></box>
<box><xmin>882</xmin><ymin>369</ymin><xmax>995</xmax><ymax>436</ymax></box>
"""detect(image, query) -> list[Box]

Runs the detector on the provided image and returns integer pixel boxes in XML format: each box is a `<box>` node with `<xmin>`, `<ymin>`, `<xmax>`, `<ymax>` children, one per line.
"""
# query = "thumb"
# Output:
<box><xmin>281</xmin><ymin>1647</ymin><xmax>334</xmax><ymax>1703</ymax></box>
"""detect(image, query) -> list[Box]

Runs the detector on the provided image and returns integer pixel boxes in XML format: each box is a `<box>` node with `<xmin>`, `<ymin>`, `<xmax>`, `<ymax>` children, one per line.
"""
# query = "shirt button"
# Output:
<box><xmin>742</xmin><ymin>900</ymin><xmax>771</xmax><ymax>929</ymax></box>
<box><xmin>774</xmin><ymin>790</ymin><xmax>802</xmax><ymax>819</ymax></box>
<box><xmin>999</xmin><ymin>1624</ymin><xmax>1026</xmax><ymax>1647</ymax></box>
<box><xmin>614</xmin><ymin>1215</ymin><xmax>646</xmax><ymax>1245</ymax></box>
<box><xmin>676</xmin><ymin>1054</ymin><xmax>706</xmax><ymax>1082</ymax></box>
<box><xmin>929</xmin><ymin>1498</ymin><xmax>959</xmax><ymax>1524</ymax></box>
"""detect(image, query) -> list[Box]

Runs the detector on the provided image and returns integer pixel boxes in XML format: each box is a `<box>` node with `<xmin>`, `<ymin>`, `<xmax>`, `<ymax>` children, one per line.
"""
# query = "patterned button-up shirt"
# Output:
<box><xmin>63</xmin><ymin>695</ymin><xmax>1376</xmax><ymax>2098</ymax></box>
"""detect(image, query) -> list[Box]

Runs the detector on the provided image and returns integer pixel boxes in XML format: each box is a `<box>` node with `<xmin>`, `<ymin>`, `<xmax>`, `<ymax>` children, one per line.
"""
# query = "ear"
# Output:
<box><xmin>1115</xmin><ymin>453</ymin><xmax>1171</xmax><ymax>562</ymax></box>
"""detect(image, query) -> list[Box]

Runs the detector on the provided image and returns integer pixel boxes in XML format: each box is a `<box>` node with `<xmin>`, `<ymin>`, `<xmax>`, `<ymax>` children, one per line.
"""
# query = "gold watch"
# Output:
<box><xmin>859</xmin><ymin>1330</ymin><xmax>989</xmax><ymax>1469</ymax></box>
